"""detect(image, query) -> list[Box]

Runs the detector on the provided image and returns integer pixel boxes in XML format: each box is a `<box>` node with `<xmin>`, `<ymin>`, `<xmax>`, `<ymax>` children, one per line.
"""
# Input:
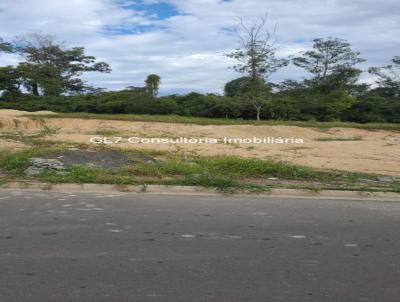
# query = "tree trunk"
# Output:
<box><xmin>256</xmin><ymin>107</ymin><xmax>261</xmax><ymax>121</ymax></box>
<box><xmin>32</xmin><ymin>82</ymin><xmax>39</xmax><ymax>96</ymax></box>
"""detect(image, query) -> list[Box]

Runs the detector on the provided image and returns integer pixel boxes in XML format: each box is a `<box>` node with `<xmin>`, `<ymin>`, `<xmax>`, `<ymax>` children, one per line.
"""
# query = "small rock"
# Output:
<box><xmin>385</xmin><ymin>136</ymin><xmax>400</xmax><ymax>142</ymax></box>
<box><xmin>29</xmin><ymin>158</ymin><xmax>65</xmax><ymax>170</ymax></box>
<box><xmin>378</xmin><ymin>176</ymin><xmax>400</xmax><ymax>182</ymax></box>
<box><xmin>25</xmin><ymin>158</ymin><xmax>66</xmax><ymax>175</ymax></box>
<box><xmin>25</xmin><ymin>167</ymin><xmax>45</xmax><ymax>176</ymax></box>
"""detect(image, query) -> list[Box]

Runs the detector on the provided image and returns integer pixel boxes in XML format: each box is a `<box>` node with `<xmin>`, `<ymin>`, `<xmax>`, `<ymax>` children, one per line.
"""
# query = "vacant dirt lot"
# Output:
<box><xmin>1</xmin><ymin>109</ymin><xmax>399</xmax><ymax>175</ymax></box>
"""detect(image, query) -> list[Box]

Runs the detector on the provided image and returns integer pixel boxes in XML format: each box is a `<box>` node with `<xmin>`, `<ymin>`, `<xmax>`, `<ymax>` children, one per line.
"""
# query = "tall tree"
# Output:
<box><xmin>145</xmin><ymin>74</ymin><xmax>161</xmax><ymax>97</ymax></box>
<box><xmin>369</xmin><ymin>56</ymin><xmax>400</xmax><ymax>97</ymax></box>
<box><xmin>0</xmin><ymin>66</ymin><xmax>23</xmax><ymax>95</ymax></box>
<box><xmin>293</xmin><ymin>37</ymin><xmax>364</xmax><ymax>86</ymax></box>
<box><xmin>226</xmin><ymin>15</ymin><xmax>286</xmax><ymax>120</ymax></box>
<box><xmin>227</xmin><ymin>15</ymin><xmax>287</xmax><ymax>81</ymax></box>
<box><xmin>15</xmin><ymin>33</ymin><xmax>111</xmax><ymax>96</ymax></box>
<box><xmin>0</xmin><ymin>38</ymin><xmax>18</xmax><ymax>97</ymax></box>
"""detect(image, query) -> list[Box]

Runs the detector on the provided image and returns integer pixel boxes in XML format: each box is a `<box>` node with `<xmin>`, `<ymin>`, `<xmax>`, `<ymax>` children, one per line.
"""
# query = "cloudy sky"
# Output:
<box><xmin>0</xmin><ymin>0</ymin><xmax>399</xmax><ymax>94</ymax></box>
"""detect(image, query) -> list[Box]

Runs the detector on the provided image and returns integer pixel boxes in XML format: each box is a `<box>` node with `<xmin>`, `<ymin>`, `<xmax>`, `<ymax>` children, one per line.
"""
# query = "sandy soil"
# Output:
<box><xmin>1</xmin><ymin>110</ymin><xmax>399</xmax><ymax>175</ymax></box>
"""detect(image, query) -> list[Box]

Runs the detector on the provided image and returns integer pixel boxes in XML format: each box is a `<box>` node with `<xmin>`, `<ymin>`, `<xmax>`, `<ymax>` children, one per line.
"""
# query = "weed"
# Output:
<box><xmin>315</xmin><ymin>136</ymin><xmax>363</xmax><ymax>141</ymax></box>
<box><xmin>139</xmin><ymin>183</ymin><xmax>148</xmax><ymax>192</ymax></box>
<box><xmin>0</xmin><ymin>146</ymin><xmax>391</xmax><ymax>193</ymax></box>
<box><xmin>39</xmin><ymin>124</ymin><xmax>60</xmax><ymax>136</ymax></box>
<box><xmin>92</xmin><ymin>129</ymin><xmax>120</xmax><ymax>136</ymax></box>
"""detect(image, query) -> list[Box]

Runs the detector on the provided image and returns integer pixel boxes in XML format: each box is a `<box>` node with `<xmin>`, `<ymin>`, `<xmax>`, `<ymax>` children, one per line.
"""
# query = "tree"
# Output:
<box><xmin>15</xmin><ymin>33</ymin><xmax>111</xmax><ymax>96</ymax></box>
<box><xmin>246</xmin><ymin>78</ymin><xmax>272</xmax><ymax>121</ymax></box>
<box><xmin>224</xmin><ymin>76</ymin><xmax>271</xmax><ymax>120</ymax></box>
<box><xmin>293</xmin><ymin>38</ymin><xmax>364</xmax><ymax>87</ymax></box>
<box><xmin>369</xmin><ymin>56</ymin><xmax>400</xmax><ymax>97</ymax></box>
<box><xmin>0</xmin><ymin>66</ymin><xmax>23</xmax><ymax>96</ymax></box>
<box><xmin>145</xmin><ymin>74</ymin><xmax>161</xmax><ymax>97</ymax></box>
<box><xmin>315</xmin><ymin>66</ymin><xmax>363</xmax><ymax>94</ymax></box>
<box><xmin>226</xmin><ymin>15</ymin><xmax>287</xmax><ymax>120</ymax></box>
<box><xmin>227</xmin><ymin>15</ymin><xmax>288</xmax><ymax>81</ymax></box>
<box><xmin>224</xmin><ymin>76</ymin><xmax>253</xmax><ymax>97</ymax></box>
<box><xmin>0</xmin><ymin>37</ymin><xmax>13</xmax><ymax>53</ymax></box>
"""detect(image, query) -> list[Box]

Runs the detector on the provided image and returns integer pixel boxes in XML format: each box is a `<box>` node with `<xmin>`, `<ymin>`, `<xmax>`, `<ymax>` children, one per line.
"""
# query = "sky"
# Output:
<box><xmin>0</xmin><ymin>0</ymin><xmax>399</xmax><ymax>95</ymax></box>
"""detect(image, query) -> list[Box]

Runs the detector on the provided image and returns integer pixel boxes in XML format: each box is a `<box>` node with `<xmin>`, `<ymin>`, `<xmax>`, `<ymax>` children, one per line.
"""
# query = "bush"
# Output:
<box><xmin>0</xmin><ymin>88</ymin><xmax>399</xmax><ymax>123</ymax></box>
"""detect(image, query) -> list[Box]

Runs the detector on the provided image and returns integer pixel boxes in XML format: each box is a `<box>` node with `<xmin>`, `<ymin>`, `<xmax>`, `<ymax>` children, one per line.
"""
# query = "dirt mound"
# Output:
<box><xmin>0</xmin><ymin>109</ymin><xmax>56</xmax><ymax>116</ymax></box>
<box><xmin>0</xmin><ymin>110</ymin><xmax>58</xmax><ymax>132</ymax></box>
<box><xmin>0</xmin><ymin>138</ymin><xmax>27</xmax><ymax>150</ymax></box>
<box><xmin>0</xmin><ymin>116</ymin><xmax>46</xmax><ymax>131</ymax></box>
<box><xmin>1</xmin><ymin>110</ymin><xmax>399</xmax><ymax>175</ymax></box>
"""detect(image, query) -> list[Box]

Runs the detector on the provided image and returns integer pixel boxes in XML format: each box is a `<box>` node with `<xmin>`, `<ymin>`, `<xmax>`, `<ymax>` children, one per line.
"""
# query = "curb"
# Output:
<box><xmin>1</xmin><ymin>181</ymin><xmax>400</xmax><ymax>201</ymax></box>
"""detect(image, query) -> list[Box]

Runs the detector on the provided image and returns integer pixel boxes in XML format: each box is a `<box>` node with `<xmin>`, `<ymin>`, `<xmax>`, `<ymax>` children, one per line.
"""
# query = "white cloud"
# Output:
<box><xmin>0</xmin><ymin>0</ymin><xmax>399</xmax><ymax>94</ymax></box>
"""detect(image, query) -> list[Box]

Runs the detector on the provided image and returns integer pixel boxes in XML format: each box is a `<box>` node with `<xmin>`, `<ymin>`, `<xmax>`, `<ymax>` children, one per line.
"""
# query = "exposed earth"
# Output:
<box><xmin>42</xmin><ymin>149</ymin><xmax>155</xmax><ymax>168</ymax></box>
<box><xmin>1</xmin><ymin>109</ymin><xmax>400</xmax><ymax>175</ymax></box>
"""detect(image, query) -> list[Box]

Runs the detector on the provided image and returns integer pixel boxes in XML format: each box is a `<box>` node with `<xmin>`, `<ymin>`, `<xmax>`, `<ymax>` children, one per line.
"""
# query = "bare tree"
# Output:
<box><xmin>227</xmin><ymin>14</ymin><xmax>287</xmax><ymax>81</ymax></box>
<box><xmin>226</xmin><ymin>14</ymin><xmax>287</xmax><ymax>120</ymax></box>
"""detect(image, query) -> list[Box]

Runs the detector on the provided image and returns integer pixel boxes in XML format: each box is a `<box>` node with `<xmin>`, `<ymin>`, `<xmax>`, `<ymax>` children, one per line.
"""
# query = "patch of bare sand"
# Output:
<box><xmin>0</xmin><ymin>138</ymin><xmax>27</xmax><ymax>150</ymax></box>
<box><xmin>1</xmin><ymin>112</ymin><xmax>399</xmax><ymax>175</ymax></box>
<box><xmin>0</xmin><ymin>109</ymin><xmax>57</xmax><ymax>132</ymax></box>
<box><xmin>0</xmin><ymin>109</ymin><xmax>56</xmax><ymax>116</ymax></box>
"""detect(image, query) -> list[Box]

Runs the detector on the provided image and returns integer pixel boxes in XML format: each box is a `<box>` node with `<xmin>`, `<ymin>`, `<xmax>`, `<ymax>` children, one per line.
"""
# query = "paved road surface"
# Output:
<box><xmin>1</xmin><ymin>190</ymin><xmax>400</xmax><ymax>302</ymax></box>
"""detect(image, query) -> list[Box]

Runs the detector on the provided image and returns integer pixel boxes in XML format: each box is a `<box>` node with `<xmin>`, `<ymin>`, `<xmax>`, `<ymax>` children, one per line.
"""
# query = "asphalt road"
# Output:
<box><xmin>1</xmin><ymin>190</ymin><xmax>400</xmax><ymax>302</ymax></box>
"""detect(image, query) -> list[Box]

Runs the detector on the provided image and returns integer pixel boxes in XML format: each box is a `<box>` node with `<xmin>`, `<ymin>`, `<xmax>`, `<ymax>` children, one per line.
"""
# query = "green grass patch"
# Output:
<box><xmin>0</xmin><ymin>148</ymin><xmax>43</xmax><ymax>174</ymax></box>
<box><xmin>192</xmin><ymin>156</ymin><xmax>365</xmax><ymax>181</ymax></box>
<box><xmin>1</xmin><ymin>147</ymin><xmax>393</xmax><ymax>193</ymax></box>
<box><xmin>26</xmin><ymin>113</ymin><xmax>400</xmax><ymax>131</ymax></box>
<box><xmin>91</xmin><ymin>129</ymin><xmax>121</xmax><ymax>136</ymax></box>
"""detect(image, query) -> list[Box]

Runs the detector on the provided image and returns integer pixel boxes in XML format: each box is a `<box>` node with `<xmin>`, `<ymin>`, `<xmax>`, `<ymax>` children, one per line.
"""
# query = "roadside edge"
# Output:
<box><xmin>1</xmin><ymin>181</ymin><xmax>400</xmax><ymax>201</ymax></box>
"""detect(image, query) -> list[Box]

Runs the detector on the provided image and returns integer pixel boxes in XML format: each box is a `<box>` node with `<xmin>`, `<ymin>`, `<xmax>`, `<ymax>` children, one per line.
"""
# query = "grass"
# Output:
<box><xmin>0</xmin><ymin>147</ymin><xmax>64</xmax><ymax>175</ymax></box>
<box><xmin>0</xmin><ymin>146</ymin><xmax>384</xmax><ymax>192</ymax></box>
<box><xmin>0</xmin><ymin>144</ymin><xmax>398</xmax><ymax>193</ymax></box>
<box><xmin>92</xmin><ymin>129</ymin><xmax>121</xmax><ymax>136</ymax></box>
<box><xmin>314</xmin><ymin>136</ymin><xmax>363</xmax><ymax>141</ymax></box>
<box><xmin>26</xmin><ymin>113</ymin><xmax>400</xmax><ymax>131</ymax></box>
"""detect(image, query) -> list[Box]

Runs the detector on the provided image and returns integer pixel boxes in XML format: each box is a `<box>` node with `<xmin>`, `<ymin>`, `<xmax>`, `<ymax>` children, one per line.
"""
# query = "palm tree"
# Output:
<box><xmin>145</xmin><ymin>74</ymin><xmax>161</xmax><ymax>97</ymax></box>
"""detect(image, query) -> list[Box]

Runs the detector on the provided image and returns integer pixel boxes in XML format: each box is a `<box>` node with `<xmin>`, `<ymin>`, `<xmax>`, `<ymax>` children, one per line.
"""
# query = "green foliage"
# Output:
<box><xmin>145</xmin><ymin>74</ymin><xmax>161</xmax><ymax>97</ymax></box>
<box><xmin>0</xmin><ymin>149</ymin><xmax>42</xmax><ymax>174</ymax></box>
<box><xmin>192</xmin><ymin>156</ymin><xmax>352</xmax><ymax>181</ymax></box>
<box><xmin>369</xmin><ymin>56</ymin><xmax>400</xmax><ymax>97</ymax></box>
<box><xmin>1</xmin><ymin>146</ymin><xmax>380</xmax><ymax>192</ymax></box>
<box><xmin>0</xmin><ymin>38</ymin><xmax>13</xmax><ymax>53</ymax></box>
<box><xmin>21</xmin><ymin>112</ymin><xmax>399</xmax><ymax>130</ymax></box>
<box><xmin>0</xmin><ymin>32</ymin><xmax>399</xmax><ymax>124</ymax></box>
<box><xmin>1</xmin><ymin>33</ymin><xmax>111</xmax><ymax>97</ymax></box>
<box><xmin>314</xmin><ymin>136</ymin><xmax>362</xmax><ymax>141</ymax></box>
<box><xmin>293</xmin><ymin>37</ymin><xmax>364</xmax><ymax>85</ymax></box>
<box><xmin>0</xmin><ymin>66</ymin><xmax>23</xmax><ymax>94</ymax></box>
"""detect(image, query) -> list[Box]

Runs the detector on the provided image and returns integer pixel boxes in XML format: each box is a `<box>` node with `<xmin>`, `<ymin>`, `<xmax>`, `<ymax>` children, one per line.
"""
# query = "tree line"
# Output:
<box><xmin>0</xmin><ymin>19</ymin><xmax>399</xmax><ymax>123</ymax></box>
